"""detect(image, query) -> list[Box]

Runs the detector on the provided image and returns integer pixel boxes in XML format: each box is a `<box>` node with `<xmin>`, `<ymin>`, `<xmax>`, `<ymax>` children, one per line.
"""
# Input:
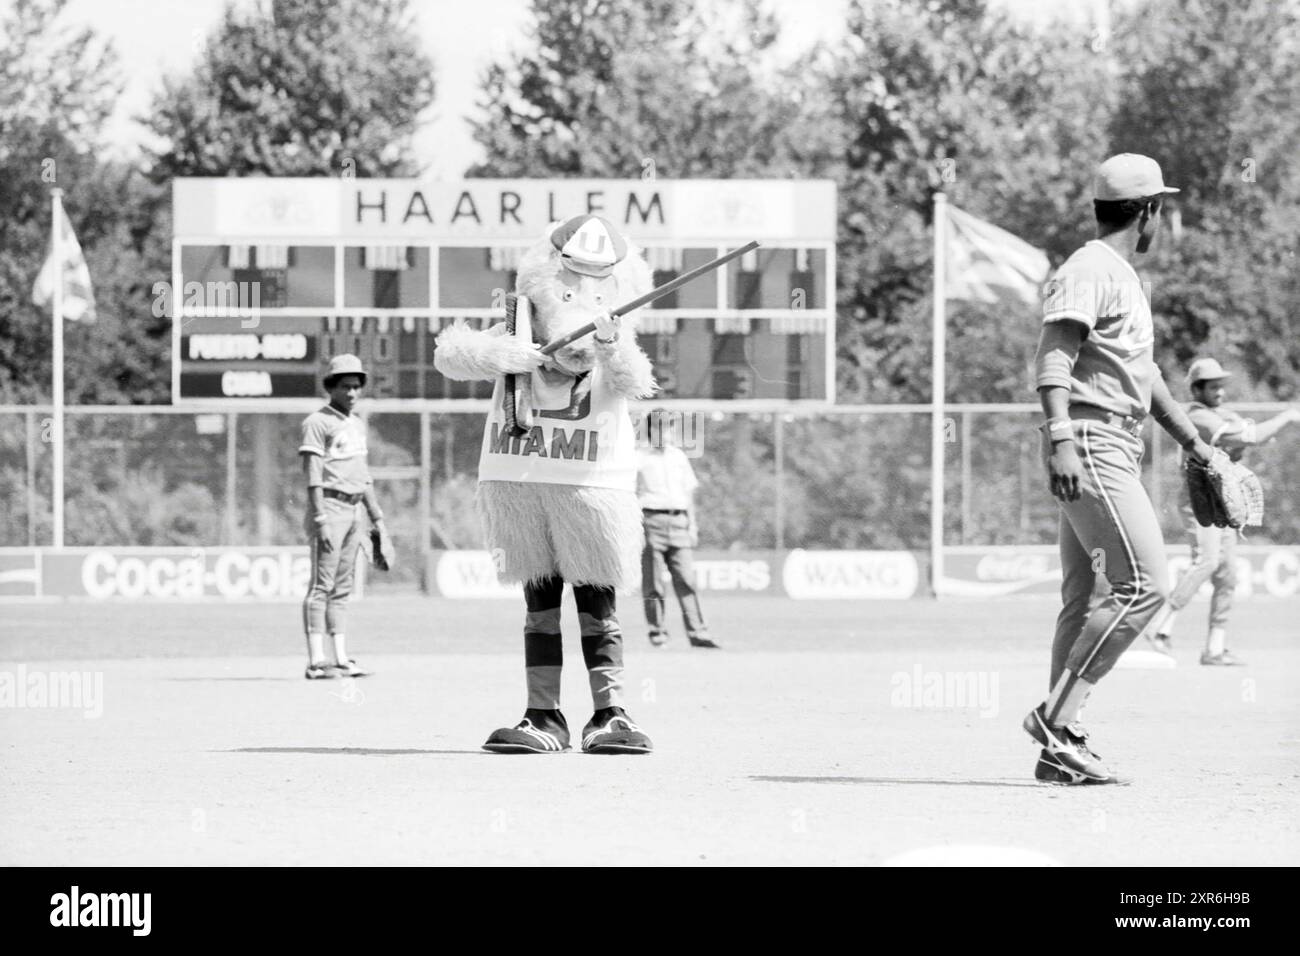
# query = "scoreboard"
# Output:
<box><xmin>171</xmin><ymin>178</ymin><xmax>837</xmax><ymax>404</ymax></box>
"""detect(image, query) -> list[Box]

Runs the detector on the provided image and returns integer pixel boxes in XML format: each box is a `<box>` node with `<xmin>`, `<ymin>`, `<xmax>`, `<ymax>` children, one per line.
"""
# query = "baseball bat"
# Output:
<box><xmin>538</xmin><ymin>239</ymin><xmax>761</xmax><ymax>356</ymax></box>
<box><xmin>503</xmin><ymin>240</ymin><xmax>760</xmax><ymax>438</ymax></box>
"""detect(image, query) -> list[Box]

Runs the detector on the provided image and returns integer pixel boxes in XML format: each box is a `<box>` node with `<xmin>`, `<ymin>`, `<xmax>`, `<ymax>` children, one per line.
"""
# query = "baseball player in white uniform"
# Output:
<box><xmin>1144</xmin><ymin>357</ymin><xmax>1300</xmax><ymax>664</ymax></box>
<box><xmin>299</xmin><ymin>354</ymin><xmax>385</xmax><ymax>679</ymax></box>
<box><xmin>1028</xmin><ymin>154</ymin><xmax>1217</xmax><ymax>785</ymax></box>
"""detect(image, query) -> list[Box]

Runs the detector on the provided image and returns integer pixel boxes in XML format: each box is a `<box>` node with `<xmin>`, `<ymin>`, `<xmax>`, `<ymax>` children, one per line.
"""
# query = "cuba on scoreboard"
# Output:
<box><xmin>171</xmin><ymin>178</ymin><xmax>837</xmax><ymax>404</ymax></box>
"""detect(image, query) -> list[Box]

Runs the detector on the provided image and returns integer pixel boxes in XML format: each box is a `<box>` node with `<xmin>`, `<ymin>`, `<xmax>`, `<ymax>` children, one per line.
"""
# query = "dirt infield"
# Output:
<box><xmin>1</xmin><ymin>594</ymin><xmax>1296</xmax><ymax>865</ymax></box>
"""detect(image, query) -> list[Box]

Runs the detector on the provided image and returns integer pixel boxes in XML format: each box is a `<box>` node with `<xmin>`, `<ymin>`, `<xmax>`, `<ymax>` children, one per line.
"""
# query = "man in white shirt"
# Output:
<box><xmin>636</xmin><ymin>409</ymin><xmax>718</xmax><ymax>648</ymax></box>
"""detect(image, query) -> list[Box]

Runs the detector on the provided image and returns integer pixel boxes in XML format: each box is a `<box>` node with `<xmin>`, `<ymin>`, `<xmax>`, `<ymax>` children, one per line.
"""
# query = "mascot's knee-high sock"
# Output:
<box><xmin>524</xmin><ymin>576</ymin><xmax>564</xmax><ymax>710</ymax></box>
<box><xmin>574</xmin><ymin>584</ymin><xmax>625</xmax><ymax>710</ymax></box>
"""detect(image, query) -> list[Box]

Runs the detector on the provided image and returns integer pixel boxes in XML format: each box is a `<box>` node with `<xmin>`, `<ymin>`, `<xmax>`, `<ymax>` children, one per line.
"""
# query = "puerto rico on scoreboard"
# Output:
<box><xmin>171</xmin><ymin>178</ymin><xmax>837</xmax><ymax>403</ymax></box>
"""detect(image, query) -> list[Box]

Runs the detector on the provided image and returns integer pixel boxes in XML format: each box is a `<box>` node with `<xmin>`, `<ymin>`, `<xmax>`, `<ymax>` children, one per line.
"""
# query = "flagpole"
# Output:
<box><xmin>51</xmin><ymin>189</ymin><xmax>65</xmax><ymax>550</ymax></box>
<box><xmin>930</xmin><ymin>192</ymin><xmax>947</xmax><ymax>597</ymax></box>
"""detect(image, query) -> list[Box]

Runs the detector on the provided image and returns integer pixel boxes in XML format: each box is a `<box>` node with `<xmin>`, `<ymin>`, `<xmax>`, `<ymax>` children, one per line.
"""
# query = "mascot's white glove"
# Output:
<box><xmin>487</xmin><ymin>324</ymin><xmax>546</xmax><ymax>373</ymax></box>
<box><xmin>593</xmin><ymin>310</ymin><xmax>620</xmax><ymax>344</ymax></box>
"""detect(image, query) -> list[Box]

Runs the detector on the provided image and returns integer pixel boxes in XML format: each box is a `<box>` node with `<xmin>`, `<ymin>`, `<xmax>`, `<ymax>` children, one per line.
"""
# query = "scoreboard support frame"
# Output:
<box><xmin>169</xmin><ymin>179</ymin><xmax>838</xmax><ymax>407</ymax></box>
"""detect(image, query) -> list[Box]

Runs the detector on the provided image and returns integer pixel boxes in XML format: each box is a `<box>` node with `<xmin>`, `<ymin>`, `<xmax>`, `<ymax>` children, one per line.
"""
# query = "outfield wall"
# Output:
<box><xmin>2</xmin><ymin>545</ymin><xmax>1296</xmax><ymax>602</ymax></box>
<box><xmin>427</xmin><ymin>546</ymin><xmax>1299</xmax><ymax>601</ymax></box>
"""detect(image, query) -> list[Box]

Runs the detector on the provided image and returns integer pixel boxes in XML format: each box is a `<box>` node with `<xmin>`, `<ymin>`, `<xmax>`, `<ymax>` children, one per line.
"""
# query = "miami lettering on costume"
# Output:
<box><xmin>478</xmin><ymin>365</ymin><xmax>634</xmax><ymax>491</ymax></box>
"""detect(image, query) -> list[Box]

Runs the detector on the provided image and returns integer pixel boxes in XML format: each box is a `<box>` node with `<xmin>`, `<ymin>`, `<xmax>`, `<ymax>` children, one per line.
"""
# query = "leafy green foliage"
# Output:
<box><xmin>469</xmin><ymin>0</ymin><xmax>820</xmax><ymax>179</ymax></box>
<box><xmin>0</xmin><ymin>0</ymin><xmax>170</xmax><ymax>405</ymax></box>
<box><xmin>1110</xmin><ymin>0</ymin><xmax>1300</xmax><ymax>399</ymax></box>
<box><xmin>146</xmin><ymin>0</ymin><xmax>436</xmax><ymax>178</ymax></box>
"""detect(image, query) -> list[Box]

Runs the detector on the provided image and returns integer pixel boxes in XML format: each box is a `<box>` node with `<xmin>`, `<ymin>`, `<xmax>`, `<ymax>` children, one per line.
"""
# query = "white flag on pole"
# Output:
<box><xmin>944</xmin><ymin>204</ymin><xmax>1049</xmax><ymax>310</ymax></box>
<box><xmin>32</xmin><ymin>201</ymin><xmax>96</xmax><ymax>322</ymax></box>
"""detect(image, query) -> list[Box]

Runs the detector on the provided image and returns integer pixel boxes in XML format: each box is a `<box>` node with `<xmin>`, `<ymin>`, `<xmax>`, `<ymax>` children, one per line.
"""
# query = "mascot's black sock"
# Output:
<box><xmin>574</xmin><ymin>584</ymin><xmax>625</xmax><ymax>710</ymax></box>
<box><xmin>524</xmin><ymin>576</ymin><xmax>564</xmax><ymax>710</ymax></box>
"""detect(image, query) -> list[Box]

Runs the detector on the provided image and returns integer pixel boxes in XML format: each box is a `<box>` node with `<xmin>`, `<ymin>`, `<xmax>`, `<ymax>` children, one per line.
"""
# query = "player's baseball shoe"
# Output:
<box><xmin>482</xmin><ymin>709</ymin><xmax>571</xmax><ymax>754</ymax></box>
<box><xmin>304</xmin><ymin>662</ymin><xmax>339</xmax><ymax>680</ymax></box>
<box><xmin>648</xmin><ymin>629</ymin><xmax>668</xmax><ymax>647</ymax></box>
<box><xmin>333</xmin><ymin>659</ymin><xmax>372</xmax><ymax>678</ymax></box>
<box><xmin>1034</xmin><ymin>749</ymin><xmax>1129</xmax><ymax>785</ymax></box>
<box><xmin>581</xmin><ymin>707</ymin><xmax>653</xmax><ymax>755</ymax></box>
<box><xmin>1200</xmin><ymin>649</ymin><xmax>1246</xmax><ymax>666</ymax></box>
<box><xmin>688</xmin><ymin>633</ymin><xmax>722</xmax><ymax>649</ymax></box>
<box><xmin>1022</xmin><ymin>704</ymin><xmax>1110</xmax><ymax>782</ymax></box>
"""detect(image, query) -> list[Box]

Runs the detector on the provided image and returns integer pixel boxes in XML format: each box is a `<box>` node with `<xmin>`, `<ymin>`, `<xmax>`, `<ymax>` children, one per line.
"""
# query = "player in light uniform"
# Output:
<box><xmin>1144</xmin><ymin>357</ymin><xmax>1300</xmax><ymax>664</ymax></box>
<box><xmin>299</xmin><ymin>354</ymin><xmax>385</xmax><ymax>679</ymax></box>
<box><xmin>1027</xmin><ymin>154</ymin><xmax>1217</xmax><ymax>785</ymax></box>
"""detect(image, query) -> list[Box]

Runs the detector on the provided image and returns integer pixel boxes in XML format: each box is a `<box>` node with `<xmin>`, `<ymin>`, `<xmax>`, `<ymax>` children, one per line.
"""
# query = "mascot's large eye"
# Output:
<box><xmin>562</xmin><ymin>289</ymin><xmax>575</xmax><ymax>302</ymax></box>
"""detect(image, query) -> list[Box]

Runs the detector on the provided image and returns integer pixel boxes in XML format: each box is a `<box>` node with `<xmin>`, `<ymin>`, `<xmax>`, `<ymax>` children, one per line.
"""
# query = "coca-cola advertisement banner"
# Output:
<box><xmin>937</xmin><ymin>545</ymin><xmax>1300</xmax><ymax>599</ymax></box>
<box><xmin>0</xmin><ymin>547</ymin><xmax>323</xmax><ymax>601</ymax></box>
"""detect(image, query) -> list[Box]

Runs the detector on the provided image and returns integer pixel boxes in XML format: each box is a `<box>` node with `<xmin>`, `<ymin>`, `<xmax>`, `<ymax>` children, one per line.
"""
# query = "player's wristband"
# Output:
<box><xmin>369</xmin><ymin>512</ymin><xmax>384</xmax><ymax>524</ymax></box>
<box><xmin>1045</xmin><ymin>418</ymin><xmax>1073</xmax><ymax>442</ymax></box>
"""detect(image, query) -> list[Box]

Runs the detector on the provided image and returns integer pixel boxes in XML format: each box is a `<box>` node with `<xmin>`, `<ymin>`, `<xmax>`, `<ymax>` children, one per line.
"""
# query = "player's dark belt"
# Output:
<box><xmin>642</xmin><ymin>508</ymin><xmax>688</xmax><ymax>515</ymax></box>
<box><xmin>1069</xmin><ymin>404</ymin><xmax>1145</xmax><ymax>437</ymax></box>
<box><xmin>323</xmin><ymin>488</ymin><xmax>364</xmax><ymax>505</ymax></box>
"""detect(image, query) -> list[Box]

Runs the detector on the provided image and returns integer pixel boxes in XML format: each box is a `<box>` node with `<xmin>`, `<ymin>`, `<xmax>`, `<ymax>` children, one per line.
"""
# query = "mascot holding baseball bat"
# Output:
<box><xmin>435</xmin><ymin>214</ymin><xmax>754</xmax><ymax>754</ymax></box>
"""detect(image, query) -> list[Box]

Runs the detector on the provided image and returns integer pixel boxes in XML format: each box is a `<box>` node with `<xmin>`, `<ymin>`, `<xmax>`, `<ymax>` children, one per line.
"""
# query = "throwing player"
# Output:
<box><xmin>1027</xmin><ymin>154</ymin><xmax>1217</xmax><ymax>785</ymax></box>
<box><xmin>299</xmin><ymin>354</ymin><xmax>384</xmax><ymax>680</ymax></box>
<box><xmin>1144</xmin><ymin>358</ymin><xmax>1300</xmax><ymax>664</ymax></box>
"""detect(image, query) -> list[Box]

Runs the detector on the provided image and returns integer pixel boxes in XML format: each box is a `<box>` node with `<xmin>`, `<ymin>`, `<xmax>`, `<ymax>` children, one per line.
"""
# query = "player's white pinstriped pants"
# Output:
<box><xmin>302</xmin><ymin>499</ymin><xmax>364</xmax><ymax>636</ymax></box>
<box><xmin>1165</xmin><ymin>502</ymin><xmax>1237</xmax><ymax>631</ymax></box>
<box><xmin>1050</xmin><ymin>421</ymin><xmax>1170</xmax><ymax>686</ymax></box>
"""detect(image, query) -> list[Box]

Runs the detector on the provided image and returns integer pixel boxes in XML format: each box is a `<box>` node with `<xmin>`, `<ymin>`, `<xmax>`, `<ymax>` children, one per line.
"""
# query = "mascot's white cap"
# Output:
<box><xmin>550</xmin><ymin>215</ymin><xmax>628</xmax><ymax>277</ymax></box>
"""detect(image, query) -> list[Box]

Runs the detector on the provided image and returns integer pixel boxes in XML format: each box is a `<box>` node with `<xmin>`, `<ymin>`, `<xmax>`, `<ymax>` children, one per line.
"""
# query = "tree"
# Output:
<box><xmin>468</xmin><ymin>0</ymin><xmax>823</xmax><ymax>179</ymax></box>
<box><xmin>0</xmin><ymin>0</ymin><xmax>173</xmax><ymax>405</ymax></box>
<box><xmin>0</xmin><ymin>0</ymin><xmax>119</xmax><ymax>163</ymax></box>
<box><xmin>824</xmin><ymin>0</ymin><xmax>1116</xmax><ymax>402</ymax></box>
<box><xmin>1110</xmin><ymin>0</ymin><xmax>1300</xmax><ymax>398</ymax></box>
<box><xmin>1111</xmin><ymin>0</ymin><xmax>1300</xmax><ymax>216</ymax></box>
<box><xmin>146</xmin><ymin>0</ymin><xmax>436</xmax><ymax>178</ymax></box>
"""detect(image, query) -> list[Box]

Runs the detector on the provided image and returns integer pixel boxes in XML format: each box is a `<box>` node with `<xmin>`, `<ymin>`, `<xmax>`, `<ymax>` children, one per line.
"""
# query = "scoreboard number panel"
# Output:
<box><xmin>172</xmin><ymin>179</ymin><xmax>836</xmax><ymax>404</ymax></box>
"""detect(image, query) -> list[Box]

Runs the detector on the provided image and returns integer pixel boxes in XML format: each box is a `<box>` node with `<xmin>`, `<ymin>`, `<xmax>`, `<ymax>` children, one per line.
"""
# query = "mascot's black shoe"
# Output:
<box><xmin>581</xmin><ymin>707</ymin><xmax>653</xmax><ymax>755</ymax></box>
<box><xmin>482</xmin><ymin>709</ymin><xmax>571</xmax><ymax>754</ymax></box>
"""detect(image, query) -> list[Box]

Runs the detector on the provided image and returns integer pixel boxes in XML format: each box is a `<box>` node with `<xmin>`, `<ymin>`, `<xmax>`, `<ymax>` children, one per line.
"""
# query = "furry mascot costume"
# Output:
<box><xmin>434</xmin><ymin>215</ymin><xmax>658</xmax><ymax>754</ymax></box>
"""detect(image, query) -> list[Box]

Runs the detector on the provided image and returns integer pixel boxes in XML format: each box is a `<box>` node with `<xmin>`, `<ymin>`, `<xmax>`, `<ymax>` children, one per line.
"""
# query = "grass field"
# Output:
<box><xmin>1</xmin><ymin>593</ymin><xmax>1296</xmax><ymax>866</ymax></box>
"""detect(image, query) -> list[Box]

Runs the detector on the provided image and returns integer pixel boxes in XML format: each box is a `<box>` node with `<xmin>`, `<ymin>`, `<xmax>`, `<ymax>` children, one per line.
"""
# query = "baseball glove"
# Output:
<box><xmin>1185</xmin><ymin>450</ymin><xmax>1264</xmax><ymax>529</ymax></box>
<box><xmin>369</xmin><ymin>526</ymin><xmax>396</xmax><ymax>572</ymax></box>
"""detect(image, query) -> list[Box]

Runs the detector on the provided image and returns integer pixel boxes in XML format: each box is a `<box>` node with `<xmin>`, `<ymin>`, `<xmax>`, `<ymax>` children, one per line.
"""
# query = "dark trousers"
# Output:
<box><xmin>640</xmin><ymin>510</ymin><xmax>707</xmax><ymax>639</ymax></box>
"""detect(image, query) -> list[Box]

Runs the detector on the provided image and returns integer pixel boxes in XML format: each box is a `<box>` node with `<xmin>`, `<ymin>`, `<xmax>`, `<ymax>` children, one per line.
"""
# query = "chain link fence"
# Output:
<box><xmin>3</xmin><ymin>403</ymin><xmax>1297</xmax><ymax>588</ymax></box>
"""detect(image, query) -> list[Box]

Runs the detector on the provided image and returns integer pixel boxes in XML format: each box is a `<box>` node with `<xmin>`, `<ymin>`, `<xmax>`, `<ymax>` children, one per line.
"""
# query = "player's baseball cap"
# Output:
<box><xmin>1093</xmin><ymin>154</ymin><xmax>1180</xmax><ymax>201</ymax></box>
<box><xmin>550</xmin><ymin>215</ymin><xmax>628</xmax><ymax>278</ymax></box>
<box><xmin>324</xmin><ymin>353</ymin><xmax>367</xmax><ymax>388</ymax></box>
<box><xmin>1186</xmin><ymin>357</ymin><xmax>1231</xmax><ymax>386</ymax></box>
